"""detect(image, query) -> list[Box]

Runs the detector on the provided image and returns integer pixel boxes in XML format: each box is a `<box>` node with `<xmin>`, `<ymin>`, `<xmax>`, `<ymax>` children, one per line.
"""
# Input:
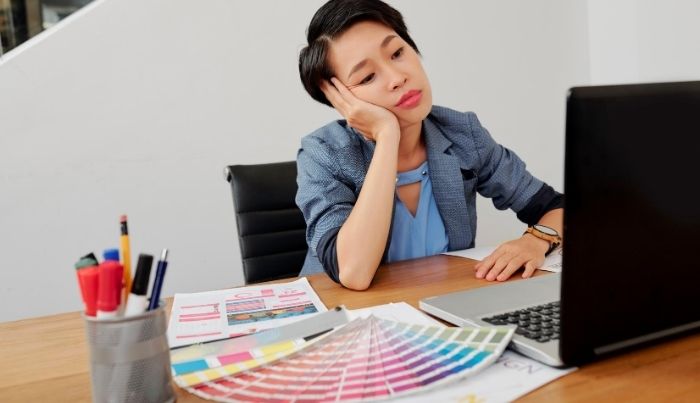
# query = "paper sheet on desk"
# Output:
<box><xmin>167</xmin><ymin>277</ymin><xmax>326</xmax><ymax>348</ymax></box>
<box><xmin>347</xmin><ymin>301</ymin><xmax>443</xmax><ymax>326</ymax></box>
<box><xmin>444</xmin><ymin>245</ymin><xmax>563</xmax><ymax>272</ymax></box>
<box><xmin>396</xmin><ymin>350</ymin><xmax>576</xmax><ymax>402</ymax></box>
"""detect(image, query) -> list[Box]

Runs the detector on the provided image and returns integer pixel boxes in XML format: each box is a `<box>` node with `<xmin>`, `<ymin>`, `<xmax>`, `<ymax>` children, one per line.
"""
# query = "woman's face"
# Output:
<box><xmin>327</xmin><ymin>20</ymin><xmax>432</xmax><ymax>129</ymax></box>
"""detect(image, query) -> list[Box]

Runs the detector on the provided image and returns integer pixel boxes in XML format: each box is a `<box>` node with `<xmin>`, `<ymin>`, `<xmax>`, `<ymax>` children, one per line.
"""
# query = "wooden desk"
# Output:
<box><xmin>1</xmin><ymin>255</ymin><xmax>698</xmax><ymax>402</ymax></box>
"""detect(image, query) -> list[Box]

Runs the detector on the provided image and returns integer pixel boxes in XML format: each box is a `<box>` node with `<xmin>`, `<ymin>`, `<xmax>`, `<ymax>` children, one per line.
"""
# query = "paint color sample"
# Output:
<box><xmin>171</xmin><ymin>307</ymin><xmax>350</xmax><ymax>382</ymax></box>
<box><xmin>172</xmin><ymin>338</ymin><xmax>308</xmax><ymax>377</ymax></box>
<box><xmin>179</xmin><ymin>316</ymin><xmax>514</xmax><ymax>401</ymax></box>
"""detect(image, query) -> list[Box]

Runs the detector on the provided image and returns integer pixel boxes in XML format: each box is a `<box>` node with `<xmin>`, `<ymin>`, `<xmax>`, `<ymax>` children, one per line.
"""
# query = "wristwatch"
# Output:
<box><xmin>524</xmin><ymin>224</ymin><xmax>562</xmax><ymax>256</ymax></box>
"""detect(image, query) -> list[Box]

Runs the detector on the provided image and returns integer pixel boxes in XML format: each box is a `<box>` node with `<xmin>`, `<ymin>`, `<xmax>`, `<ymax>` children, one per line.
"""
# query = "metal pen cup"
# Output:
<box><xmin>83</xmin><ymin>303</ymin><xmax>175</xmax><ymax>403</ymax></box>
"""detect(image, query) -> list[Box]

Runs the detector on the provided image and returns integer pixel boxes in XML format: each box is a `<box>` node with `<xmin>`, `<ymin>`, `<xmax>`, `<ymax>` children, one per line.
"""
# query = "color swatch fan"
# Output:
<box><xmin>183</xmin><ymin>316</ymin><xmax>514</xmax><ymax>402</ymax></box>
<box><xmin>172</xmin><ymin>307</ymin><xmax>351</xmax><ymax>387</ymax></box>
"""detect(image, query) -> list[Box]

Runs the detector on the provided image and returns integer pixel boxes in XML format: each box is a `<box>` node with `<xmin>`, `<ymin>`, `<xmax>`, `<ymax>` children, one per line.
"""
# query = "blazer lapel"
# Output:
<box><xmin>424</xmin><ymin>118</ymin><xmax>470</xmax><ymax>250</ymax></box>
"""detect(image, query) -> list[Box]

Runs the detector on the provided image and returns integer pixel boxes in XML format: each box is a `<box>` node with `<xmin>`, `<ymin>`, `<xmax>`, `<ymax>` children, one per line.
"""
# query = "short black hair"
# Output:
<box><xmin>299</xmin><ymin>0</ymin><xmax>420</xmax><ymax>107</ymax></box>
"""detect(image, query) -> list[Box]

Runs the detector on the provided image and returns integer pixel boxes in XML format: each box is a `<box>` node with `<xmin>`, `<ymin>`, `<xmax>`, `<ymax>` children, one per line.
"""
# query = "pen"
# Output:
<box><xmin>124</xmin><ymin>254</ymin><xmax>153</xmax><ymax>316</ymax></box>
<box><xmin>120</xmin><ymin>215</ymin><xmax>132</xmax><ymax>304</ymax></box>
<box><xmin>148</xmin><ymin>249</ymin><xmax>169</xmax><ymax>311</ymax></box>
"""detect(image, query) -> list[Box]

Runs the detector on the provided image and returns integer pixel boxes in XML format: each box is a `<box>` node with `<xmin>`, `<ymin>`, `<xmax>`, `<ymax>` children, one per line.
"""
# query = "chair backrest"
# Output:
<box><xmin>224</xmin><ymin>161</ymin><xmax>307</xmax><ymax>284</ymax></box>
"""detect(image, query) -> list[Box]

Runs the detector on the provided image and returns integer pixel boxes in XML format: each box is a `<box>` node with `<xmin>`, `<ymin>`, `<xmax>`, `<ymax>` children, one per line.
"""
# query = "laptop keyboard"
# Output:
<box><xmin>481</xmin><ymin>301</ymin><xmax>560</xmax><ymax>343</ymax></box>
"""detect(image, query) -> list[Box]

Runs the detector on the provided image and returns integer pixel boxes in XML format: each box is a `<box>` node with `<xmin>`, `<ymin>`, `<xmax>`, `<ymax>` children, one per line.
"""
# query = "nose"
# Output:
<box><xmin>386</xmin><ymin>65</ymin><xmax>407</xmax><ymax>91</ymax></box>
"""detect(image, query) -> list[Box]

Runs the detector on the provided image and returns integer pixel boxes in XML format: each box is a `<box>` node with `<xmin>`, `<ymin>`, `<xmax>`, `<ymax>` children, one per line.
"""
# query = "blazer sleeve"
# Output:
<box><xmin>466</xmin><ymin>112</ymin><xmax>549</xmax><ymax>215</ymax></box>
<box><xmin>295</xmin><ymin>136</ymin><xmax>355</xmax><ymax>282</ymax></box>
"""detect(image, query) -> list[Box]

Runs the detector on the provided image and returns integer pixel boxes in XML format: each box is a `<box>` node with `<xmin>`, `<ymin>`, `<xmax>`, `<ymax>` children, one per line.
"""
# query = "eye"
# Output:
<box><xmin>392</xmin><ymin>47</ymin><xmax>404</xmax><ymax>59</ymax></box>
<box><xmin>359</xmin><ymin>73</ymin><xmax>375</xmax><ymax>85</ymax></box>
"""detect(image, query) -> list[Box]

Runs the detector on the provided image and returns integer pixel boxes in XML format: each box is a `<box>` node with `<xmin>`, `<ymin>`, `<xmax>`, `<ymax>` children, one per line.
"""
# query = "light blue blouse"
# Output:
<box><xmin>387</xmin><ymin>161</ymin><xmax>449</xmax><ymax>262</ymax></box>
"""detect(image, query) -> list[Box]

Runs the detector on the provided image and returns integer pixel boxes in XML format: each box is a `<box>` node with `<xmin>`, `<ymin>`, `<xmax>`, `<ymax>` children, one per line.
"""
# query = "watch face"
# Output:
<box><xmin>534</xmin><ymin>224</ymin><xmax>558</xmax><ymax>236</ymax></box>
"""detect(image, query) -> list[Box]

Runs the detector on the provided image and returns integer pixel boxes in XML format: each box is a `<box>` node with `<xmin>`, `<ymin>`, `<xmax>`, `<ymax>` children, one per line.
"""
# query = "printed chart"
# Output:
<box><xmin>167</xmin><ymin>278</ymin><xmax>326</xmax><ymax>348</ymax></box>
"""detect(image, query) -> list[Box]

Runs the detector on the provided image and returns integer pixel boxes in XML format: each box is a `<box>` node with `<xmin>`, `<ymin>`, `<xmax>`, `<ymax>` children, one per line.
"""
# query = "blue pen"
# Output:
<box><xmin>148</xmin><ymin>249</ymin><xmax>169</xmax><ymax>310</ymax></box>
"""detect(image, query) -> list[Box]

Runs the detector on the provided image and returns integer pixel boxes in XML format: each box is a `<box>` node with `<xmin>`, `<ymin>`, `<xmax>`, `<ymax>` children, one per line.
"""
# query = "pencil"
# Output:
<box><xmin>120</xmin><ymin>214</ymin><xmax>132</xmax><ymax>304</ymax></box>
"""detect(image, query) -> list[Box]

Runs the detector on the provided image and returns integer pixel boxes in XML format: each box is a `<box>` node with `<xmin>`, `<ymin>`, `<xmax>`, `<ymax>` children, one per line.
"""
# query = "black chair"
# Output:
<box><xmin>224</xmin><ymin>161</ymin><xmax>308</xmax><ymax>284</ymax></box>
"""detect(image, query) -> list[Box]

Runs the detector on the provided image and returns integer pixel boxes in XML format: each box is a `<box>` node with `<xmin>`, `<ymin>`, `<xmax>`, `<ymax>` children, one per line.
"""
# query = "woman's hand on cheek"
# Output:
<box><xmin>321</xmin><ymin>78</ymin><xmax>399</xmax><ymax>143</ymax></box>
<box><xmin>473</xmin><ymin>236</ymin><xmax>548</xmax><ymax>281</ymax></box>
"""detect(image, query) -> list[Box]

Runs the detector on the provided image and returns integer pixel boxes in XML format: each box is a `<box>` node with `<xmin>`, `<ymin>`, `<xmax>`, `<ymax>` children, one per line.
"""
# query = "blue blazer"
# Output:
<box><xmin>295</xmin><ymin>106</ymin><xmax>544</xmax><ymax>276</ymax></box>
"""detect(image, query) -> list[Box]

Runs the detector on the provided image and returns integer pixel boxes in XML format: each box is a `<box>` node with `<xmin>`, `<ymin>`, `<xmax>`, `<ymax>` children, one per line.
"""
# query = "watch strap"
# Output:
<box><xmin>524</xmin><ymin>226</ymin><xmax>561</xmax><ymax>256</ymax></box>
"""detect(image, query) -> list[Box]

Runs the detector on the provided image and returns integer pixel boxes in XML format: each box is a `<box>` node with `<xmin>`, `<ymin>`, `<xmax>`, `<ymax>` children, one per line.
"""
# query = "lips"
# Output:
<box><xmin>395</xmin><ymin>89</ymin><xmax>422</xmax><ymax>108</ymax></box>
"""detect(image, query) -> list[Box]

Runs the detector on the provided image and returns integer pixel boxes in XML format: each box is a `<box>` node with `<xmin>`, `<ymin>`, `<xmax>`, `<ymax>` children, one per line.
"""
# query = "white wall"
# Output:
<box><xmin>0</xmin><ymin>0</ymin><xmax>333</xmax><ymax>321</ymax></box>
<box><xmin>587</xmin><ymin>0</ymin><xmax>700</xmax><ymax>84</ymax></box>
<box><xmin>0</xmin><ymin>0</ymin><xmax>598</xmax><ymax>322</ymax></box>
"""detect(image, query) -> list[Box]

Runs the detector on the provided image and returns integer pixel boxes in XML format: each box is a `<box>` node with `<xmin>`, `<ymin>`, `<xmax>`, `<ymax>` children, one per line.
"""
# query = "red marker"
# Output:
<box><xmin>81</xmin><ymin>268</ymin><xmax>99</xmax><ymax>317</ymax></box>
<box><xmin>75</xmin><ymin>256</ymin><xmax>99</xmax><ymax>317</ymax></box>
<box><xmin>75</xmin><ymin>266</ymin><xmax>99</xmax><ymax>317</ymax></box>
<box><xmin>97</xmin><ymin>261</ymin><xmax>122</xmax><ymax>318</ymax></box>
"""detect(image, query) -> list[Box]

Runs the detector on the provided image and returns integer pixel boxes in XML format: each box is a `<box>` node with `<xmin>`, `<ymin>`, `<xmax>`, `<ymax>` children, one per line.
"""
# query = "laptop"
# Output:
<box><xmin>420</xmin><ymin>81</ymin><xmax>700</xmax><ymax>367</ymax></box>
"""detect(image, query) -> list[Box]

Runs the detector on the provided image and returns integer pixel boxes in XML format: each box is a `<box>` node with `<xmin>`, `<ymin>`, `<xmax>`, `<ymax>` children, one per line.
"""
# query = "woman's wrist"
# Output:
<box><xmin>523</xmin><ymin>233</ymin><xmax>550</xmax><ymax>255</ymax></box>
<box><xmin>374</xmin><ymin>126</ymin><xmax>400</xmax><ymax>148</ymax></box>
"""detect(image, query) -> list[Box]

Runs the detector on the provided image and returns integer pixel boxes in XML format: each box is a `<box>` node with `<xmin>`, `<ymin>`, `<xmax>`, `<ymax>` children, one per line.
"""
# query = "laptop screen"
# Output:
<box><xmin>560</xmin><ymin>81</ymin><xmax>700</xmax><ymax>364</ymax></box>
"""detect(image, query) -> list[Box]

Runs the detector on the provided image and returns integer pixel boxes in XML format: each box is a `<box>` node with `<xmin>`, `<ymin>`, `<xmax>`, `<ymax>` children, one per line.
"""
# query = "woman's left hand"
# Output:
<box><xmin>474</xmin><ymin>235</ymin><xmax>549</xmax><ymax>281</ymax></box>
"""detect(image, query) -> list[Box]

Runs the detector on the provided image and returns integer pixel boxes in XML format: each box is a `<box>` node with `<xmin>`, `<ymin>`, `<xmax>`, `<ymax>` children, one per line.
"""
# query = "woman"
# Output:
<box><xmin>296</xmin><ymin>0</ymin><xmax>563</xmax><ymax>290</ymax></box>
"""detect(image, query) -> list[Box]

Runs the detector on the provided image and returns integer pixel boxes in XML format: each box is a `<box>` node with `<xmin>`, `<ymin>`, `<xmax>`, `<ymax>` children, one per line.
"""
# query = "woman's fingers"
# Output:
<box><xmin>328</xmin><ymin>77</ymin><xmax>361</xmax><ymax>116</ymax></box>
<box><xmin>475</xmin><ymin>248</ymin><xmax>507</xmax><ymax>279</ymax></box>
<box><xmin>477</xmin><ymin>250</ymin><xmax>513</xmax><ymax>281</ymax></box>
<box><xmin>495</xmin><ymin>255</ymin><xmax>529</xmax><ymax>281</ymax></box>
<box><xmin>323</xmin><ymin>77</ymin><xmax>400</xmax><ymax>142</ymax></box>
<box><xmin>475</xmin><ymin>236</ymin><xmax>548</xmax><ymax>281</ymax></box>
<box><xmin>522</xmin><ymin>261</ymin><xmax>538</xmax><ymax>279</ymax></box>
<box><xmin>330</xmin><ymin>77</ymin><xmax>356</xmax><ymax>102</ymax></box>
<box><xmin>484</xmin><ymin>252</ymin><xmax>516</xmax><ymax>281</ymax></box>
<box><xmin>320</xmin><ymin>80</ymin><xmax>349</xmax><ymax>113</ymax></box>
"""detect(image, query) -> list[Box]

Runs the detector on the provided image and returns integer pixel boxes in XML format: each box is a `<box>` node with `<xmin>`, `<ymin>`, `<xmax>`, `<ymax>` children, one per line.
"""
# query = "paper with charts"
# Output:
<box><xmin>175</xmin><ymin>316</ymin><xmax>515</xmax><ymax>402</ymax></box>
<box><xmin>167</xmin><ymin>277</ymin><xmax>327</xmax><ymax>348</ymax></box>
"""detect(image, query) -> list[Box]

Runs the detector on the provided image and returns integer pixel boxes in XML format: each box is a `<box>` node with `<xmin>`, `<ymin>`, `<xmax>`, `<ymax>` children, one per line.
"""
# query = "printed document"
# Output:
<box><xmin>167</xmin><ymin>277</ymin><xmax>326</xmax><ymax>348</ymax></box>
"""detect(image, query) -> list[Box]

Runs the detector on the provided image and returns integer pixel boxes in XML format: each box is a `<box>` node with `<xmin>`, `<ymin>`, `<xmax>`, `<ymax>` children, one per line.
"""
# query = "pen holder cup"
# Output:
<box><xmin>83</xmin><ymin>303</ymin><xmax>175</xmax><ymax>403</ymax></box>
